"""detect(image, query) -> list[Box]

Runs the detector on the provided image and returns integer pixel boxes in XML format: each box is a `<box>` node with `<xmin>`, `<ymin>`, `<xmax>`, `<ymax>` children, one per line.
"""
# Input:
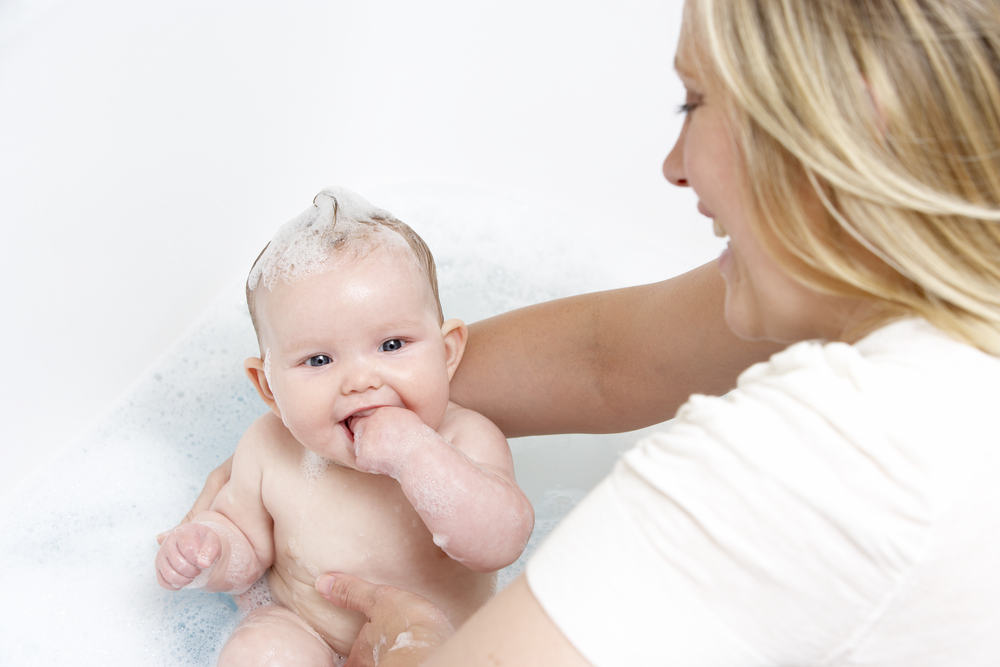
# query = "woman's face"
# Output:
<box><xmin>663</xmin><ymin>19</ymin><xmax>862</xmax><ymax>344</ymax></box>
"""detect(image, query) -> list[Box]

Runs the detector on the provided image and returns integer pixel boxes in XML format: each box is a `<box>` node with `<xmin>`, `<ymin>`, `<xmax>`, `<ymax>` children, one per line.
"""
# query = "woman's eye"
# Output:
<box><xmin>380</xmin><ymin>339</ymin><xmax>405</xmax><ymax>352</ymax></box>
<box><xmin>677</xmin><ymin>91</ymin><xmax>703</xmax><ymax>116</ymax></box>
<box><xmin>305</xmin><ymin>354</ymin><xmax>333</xmax><ymax>367</ymax></box>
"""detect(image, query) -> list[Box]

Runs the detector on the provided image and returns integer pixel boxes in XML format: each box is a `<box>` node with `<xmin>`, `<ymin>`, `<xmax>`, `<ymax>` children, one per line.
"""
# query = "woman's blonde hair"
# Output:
<box><xmin>685</xmin><ymin>0</ymin><xmax>1000</xmax><ymax>354</ymax></box>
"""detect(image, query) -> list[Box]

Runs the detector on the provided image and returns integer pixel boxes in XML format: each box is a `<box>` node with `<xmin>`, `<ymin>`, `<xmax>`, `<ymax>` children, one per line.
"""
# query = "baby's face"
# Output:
<box><xmin>254</xmin><ymin>245</ymin><xmax>455</xmax><ymax>467</ymax></box>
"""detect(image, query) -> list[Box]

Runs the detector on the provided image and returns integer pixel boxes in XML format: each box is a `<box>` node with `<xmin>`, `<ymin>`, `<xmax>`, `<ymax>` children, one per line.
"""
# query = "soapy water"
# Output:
<box><xmin>0</xmin><ymin>188</ymin><xmax>668</xmax><ymax>665</ymax></box>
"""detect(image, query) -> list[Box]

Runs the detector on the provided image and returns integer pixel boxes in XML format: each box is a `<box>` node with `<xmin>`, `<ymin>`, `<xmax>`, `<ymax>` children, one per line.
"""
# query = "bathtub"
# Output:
<box><xmin>0</xmin><ymin>2</ymin><xmax>722</xmax><ymax>663</ymax></box>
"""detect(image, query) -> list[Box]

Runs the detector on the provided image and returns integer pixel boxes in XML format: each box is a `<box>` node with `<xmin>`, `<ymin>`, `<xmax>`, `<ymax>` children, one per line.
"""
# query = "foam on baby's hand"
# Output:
<box><xmin>185</xmin><ymin>564</ymin><xmax>215</xmax><ymax>590</ymax></box>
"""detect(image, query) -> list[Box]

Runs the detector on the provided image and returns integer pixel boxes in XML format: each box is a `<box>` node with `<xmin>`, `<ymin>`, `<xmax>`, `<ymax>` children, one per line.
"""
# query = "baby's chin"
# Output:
<box><xmin>295</xmin><ymin>432</ymin><xmax>357</xmax><ymax>472</ymax></box>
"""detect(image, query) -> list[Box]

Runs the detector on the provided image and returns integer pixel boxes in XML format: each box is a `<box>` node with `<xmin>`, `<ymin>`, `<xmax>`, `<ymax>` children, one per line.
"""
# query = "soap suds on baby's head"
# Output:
<box><xmin>247</xmin><ymin>187</ymin><xmax>410</xmax><ymax>293</ymax></box>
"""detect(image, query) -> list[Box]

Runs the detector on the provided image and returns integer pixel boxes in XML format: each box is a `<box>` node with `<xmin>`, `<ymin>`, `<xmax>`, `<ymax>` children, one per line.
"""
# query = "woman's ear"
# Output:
<box><xmin>440</xmin><ymin>319</ymin><xmax>468</xmax><ymax>381</ymax></box>
<box><xmin>244</xmin><ymin>356</ymin><xmax>281</xmax><ymax>417</ymax></box>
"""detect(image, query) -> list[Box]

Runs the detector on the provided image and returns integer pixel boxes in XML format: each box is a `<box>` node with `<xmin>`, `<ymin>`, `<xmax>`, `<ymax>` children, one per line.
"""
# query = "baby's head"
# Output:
<box><xmin>247</xmin><ymin>187</ymin><xmax>443</xmax><ymax>340</ymax></box>
<box><xmin>242</xmin><ymin>188</ymin><xmax>467</xmax><ymax>466</ymax></box>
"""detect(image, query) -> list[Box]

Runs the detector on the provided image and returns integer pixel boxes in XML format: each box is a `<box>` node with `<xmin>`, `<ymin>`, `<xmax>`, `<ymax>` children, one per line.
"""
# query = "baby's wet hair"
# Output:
<box><xmin>246</xmin><ymin>188</ymin><xmax>444</xmax><ymax>340</ymax></box>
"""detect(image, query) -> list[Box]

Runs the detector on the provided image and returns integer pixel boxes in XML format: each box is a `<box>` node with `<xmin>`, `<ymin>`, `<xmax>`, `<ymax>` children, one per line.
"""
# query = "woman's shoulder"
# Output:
<box><xmin>664</xmin><ymin>318</ymin><xmax>996</xmax><ymax>471</ymax></box>
<box><xmin>623</xmin><ymin>317</ymin><xmax>998</xmax><ymax>580</ymax></box>
<box><xmin>607</xmin><ymin>318</ymin><xmax>1000</xmax><ymax>662</ymax></box>
<box><xmin>720</xmin><ymin>317</ymin><xmax>998</xmax><ymax>420</ymax></box>
<box><xmin>745</xmin><ymin>317</ymin><xmax>995</xmax><ymax>377</ymax></box>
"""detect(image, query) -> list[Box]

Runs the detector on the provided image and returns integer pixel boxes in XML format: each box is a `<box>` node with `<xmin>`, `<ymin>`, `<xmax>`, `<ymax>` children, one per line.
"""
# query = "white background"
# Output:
<box><xmin>0</xmin><ymin>0</ymin><xmax>716</xmax><ymax>498</ymax></box>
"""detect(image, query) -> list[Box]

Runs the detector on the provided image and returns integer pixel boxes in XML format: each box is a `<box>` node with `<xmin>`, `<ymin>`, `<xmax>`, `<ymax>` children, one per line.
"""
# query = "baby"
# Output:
<box><xmin>155</xmin><ymin>188</ymin><xmax>534</xmax><ymax>664</ymax></box>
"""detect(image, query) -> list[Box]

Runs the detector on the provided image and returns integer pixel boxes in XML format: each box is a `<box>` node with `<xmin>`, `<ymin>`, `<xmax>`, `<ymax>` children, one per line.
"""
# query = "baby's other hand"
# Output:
<box><xmin>155</xmin><ymin>522</ymin><xmax>222</xmax><ymax>590</ymax></box>
<box><xmin>351</xmin><ymin>406</ymin><xmax>430</xmax><ymax>478</ymax></box>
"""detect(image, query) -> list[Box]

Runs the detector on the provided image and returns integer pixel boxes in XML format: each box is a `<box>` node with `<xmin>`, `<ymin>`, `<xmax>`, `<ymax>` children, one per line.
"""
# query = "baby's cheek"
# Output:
<box><xmin>418</xmin><ymin>386</ymin><xmax>451</xmax><ymax>430</ymax></box>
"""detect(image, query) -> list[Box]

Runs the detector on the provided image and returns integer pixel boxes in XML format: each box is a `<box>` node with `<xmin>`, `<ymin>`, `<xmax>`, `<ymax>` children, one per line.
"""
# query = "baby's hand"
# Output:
<box><xmin>155</xmin><ymin>522</ymin><xmax>222</xmax><ymax>590</ymax></box>
<box><xmin>351</xmin><ymin>406</ymin><xmax>430</xmax><ymax>478</ymax></box>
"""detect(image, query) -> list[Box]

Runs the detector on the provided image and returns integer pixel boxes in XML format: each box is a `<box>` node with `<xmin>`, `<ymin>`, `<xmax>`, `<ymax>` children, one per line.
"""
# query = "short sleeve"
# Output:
<box><xmin>526</xmin><ymin>340</ymin><xmax>934</xmax><ymax>665</ymax></box>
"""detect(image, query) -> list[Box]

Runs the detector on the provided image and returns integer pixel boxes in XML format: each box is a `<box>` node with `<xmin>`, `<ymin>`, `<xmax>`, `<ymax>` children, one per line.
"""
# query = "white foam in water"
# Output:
<box><xmin>0</xmin><ymin>188</ymin><xmax>662</xmax><ymax>664</ymax></box>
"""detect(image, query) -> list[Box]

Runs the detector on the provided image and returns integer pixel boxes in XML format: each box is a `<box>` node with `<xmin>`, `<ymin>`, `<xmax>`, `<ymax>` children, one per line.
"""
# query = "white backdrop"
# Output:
<box><xmin>0</xmin><ymin>1</ymin><xmax>733</xmax><ymax>663</ymax></box>
<box><xmin>0</xmin><ymin>0</ymin><xmax>717</xmax><ymax>497</ymax></box>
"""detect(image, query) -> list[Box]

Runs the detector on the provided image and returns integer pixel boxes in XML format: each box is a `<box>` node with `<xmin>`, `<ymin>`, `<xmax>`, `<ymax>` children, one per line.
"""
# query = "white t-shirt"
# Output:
<box><xmin>526</xmin><ymin>319</ymin><xmax>1000</xmax><ymax>666</ymax></box>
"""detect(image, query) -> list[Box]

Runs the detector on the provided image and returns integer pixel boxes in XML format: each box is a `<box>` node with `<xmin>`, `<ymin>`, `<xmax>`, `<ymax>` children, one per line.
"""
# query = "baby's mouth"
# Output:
<box><xmin>343</xmin><ymin>408</ymin><xmax>378</xmax><ymax>439</ymax></box>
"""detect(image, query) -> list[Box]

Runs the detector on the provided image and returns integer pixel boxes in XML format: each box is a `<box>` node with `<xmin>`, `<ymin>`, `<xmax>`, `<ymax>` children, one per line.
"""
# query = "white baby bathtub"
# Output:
<box><xmin>0</xmin><ymin>1</ymin><xmax>721</xmax><ymax>662</ymax></box>
<box><xmin>0</xmin><ymin>187</ymin><xmax>690</xmax><ymax>664</ymax></box>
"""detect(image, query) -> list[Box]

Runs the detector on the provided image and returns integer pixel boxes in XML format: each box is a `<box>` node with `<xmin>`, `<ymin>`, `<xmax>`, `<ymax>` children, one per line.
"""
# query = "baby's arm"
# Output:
<box><xmin>156</xmin><ymin>416</ymin><xmax>276</xmax><ymax>593</ymax></box>
<box><xmin>351</xmin><ymin>404</ymin><xmax>533</xmax><ymax>572</ymax></box>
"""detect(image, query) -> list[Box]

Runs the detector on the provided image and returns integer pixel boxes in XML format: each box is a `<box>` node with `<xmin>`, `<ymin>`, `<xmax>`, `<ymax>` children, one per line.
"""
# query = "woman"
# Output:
<box><xmin>313</xmin><ymin>1</ymin><xmax>1000</xmax><ymax>664</ymax></box>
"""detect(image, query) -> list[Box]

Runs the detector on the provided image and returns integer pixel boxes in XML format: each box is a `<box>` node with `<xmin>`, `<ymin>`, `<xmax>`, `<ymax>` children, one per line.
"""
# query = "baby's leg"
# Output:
<box><xmin>218</xmin><ymin>605</ymin><xmax>343</xmax><ymax>667</ymax></box>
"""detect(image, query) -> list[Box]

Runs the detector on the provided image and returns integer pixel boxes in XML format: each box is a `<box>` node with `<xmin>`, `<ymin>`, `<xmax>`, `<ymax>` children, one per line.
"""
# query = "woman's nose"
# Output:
<box><xmin>662</xmin><ymin>132</ymin><xmax>688</xmax><ymax>187</ymax></box>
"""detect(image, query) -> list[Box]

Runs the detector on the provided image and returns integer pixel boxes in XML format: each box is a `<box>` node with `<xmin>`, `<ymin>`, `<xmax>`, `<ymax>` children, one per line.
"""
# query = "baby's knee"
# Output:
<box><xmin>218</xmin><ymin>606</ymin><xmax>340</xmax><ymax>667</ymax></box>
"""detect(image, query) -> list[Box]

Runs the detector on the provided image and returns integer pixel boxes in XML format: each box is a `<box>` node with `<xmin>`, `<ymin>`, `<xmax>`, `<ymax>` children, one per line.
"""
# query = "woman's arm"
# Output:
<box><xmin>450</xmin><ymin>262</ymin><xmax>780</xmax><ymax>437</ymax></box>
<box><xmin>166</xmin><ymin>262</ymin><xmax>777</xmax><ymax>530</ymax></box>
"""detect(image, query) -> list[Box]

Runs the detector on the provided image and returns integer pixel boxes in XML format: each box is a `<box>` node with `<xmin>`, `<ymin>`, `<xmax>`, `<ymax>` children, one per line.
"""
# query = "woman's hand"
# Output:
<box><xmin>315</xmin><ymin>572</ymin><xmax>454</xmax><ymax>667</ymax></box>
<box><xmin>156</xmin><ymin>455</ymin><xmax>233</xmax><ymax>544</ymax></box>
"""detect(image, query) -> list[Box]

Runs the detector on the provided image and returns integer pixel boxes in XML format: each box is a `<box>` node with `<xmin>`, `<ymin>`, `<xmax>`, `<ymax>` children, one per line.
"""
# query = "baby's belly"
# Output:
<box><xmin>260</xmin><ymin>464</ymin><xmax>498</xmax><ymax>655</ymax></box>
<box><xmin>265</xmin><ymin>556</ymin><xmax>497</xmax><ymax>657</ymax></box>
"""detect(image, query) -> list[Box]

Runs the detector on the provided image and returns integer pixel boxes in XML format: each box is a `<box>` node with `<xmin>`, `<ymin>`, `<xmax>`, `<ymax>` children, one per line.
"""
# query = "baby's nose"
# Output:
<box><xmin>340</xmin><ymin>358</ymin><xmax>382</xmax><ymax>394</ymax></box>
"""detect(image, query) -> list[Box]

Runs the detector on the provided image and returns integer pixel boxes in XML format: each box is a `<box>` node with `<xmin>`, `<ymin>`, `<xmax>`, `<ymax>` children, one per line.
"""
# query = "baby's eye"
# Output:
<box><xmin>305</xmin><ymin>354</ymin><xmax>333</xmax><ymax>367</ymax></box>
<box><xmin>380</xmin><ymin>339</ymin><xmax>405</xmax><ymax>352</ymax></box>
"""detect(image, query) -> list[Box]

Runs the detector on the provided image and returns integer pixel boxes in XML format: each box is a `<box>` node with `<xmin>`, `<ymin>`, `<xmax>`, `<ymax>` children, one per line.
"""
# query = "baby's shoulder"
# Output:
<box><xmin>235</xmin><ymin>412</ymin><xmax>302</xmax><ymax>464</ymax></box>
<box><xmin>439</xmin><ymin>401</ymin><xmax>510</xmax><ymax>461</ymax></box>
<box><xmin>439</xmin><ymin>400</ymin><xmax>496</xmax><ymax>434</ymax></box>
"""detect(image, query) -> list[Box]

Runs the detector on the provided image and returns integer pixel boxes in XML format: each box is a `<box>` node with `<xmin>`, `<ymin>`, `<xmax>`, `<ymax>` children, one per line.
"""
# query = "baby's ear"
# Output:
<box><xmin>244</xmin><ymin>357</ymin><xmax>280</xmax><ymax>417</ymax></box>
<box><xmin>441</xmin><ymin>319</ymin><xmax>468</xmax><ymax>380</ymax></box>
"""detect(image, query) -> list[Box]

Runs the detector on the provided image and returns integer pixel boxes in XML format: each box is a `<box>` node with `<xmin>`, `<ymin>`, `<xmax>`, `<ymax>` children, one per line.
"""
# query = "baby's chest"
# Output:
<box><xmin>262</xmin><ymin>460</ymin><xmax>438</xmax><ymax>577</ymax></box>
